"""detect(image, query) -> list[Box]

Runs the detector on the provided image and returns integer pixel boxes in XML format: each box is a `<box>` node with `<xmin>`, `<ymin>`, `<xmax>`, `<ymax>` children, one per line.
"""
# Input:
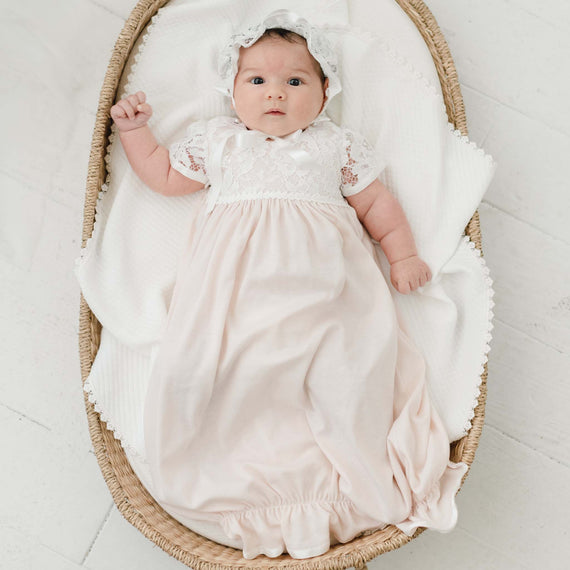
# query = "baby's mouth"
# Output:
<box><xmin>266</xmin><ymin>109</ymin><xmax>285</xmax><ymax>115</ymax></box>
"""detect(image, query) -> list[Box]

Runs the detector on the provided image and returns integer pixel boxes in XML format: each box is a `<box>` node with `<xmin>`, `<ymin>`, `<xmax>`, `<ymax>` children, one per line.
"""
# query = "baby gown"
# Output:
<box><xmin>143</xmin><ymin>114</ymin><xmax>468</xmax><ymax>559</ymax></box>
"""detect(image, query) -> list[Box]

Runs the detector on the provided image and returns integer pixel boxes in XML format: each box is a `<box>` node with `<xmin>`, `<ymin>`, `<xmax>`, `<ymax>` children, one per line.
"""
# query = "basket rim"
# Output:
<box><xmin>78</xmin><ymin>1</ymin><xmax>488</xmax><ymax>568</ymax></box>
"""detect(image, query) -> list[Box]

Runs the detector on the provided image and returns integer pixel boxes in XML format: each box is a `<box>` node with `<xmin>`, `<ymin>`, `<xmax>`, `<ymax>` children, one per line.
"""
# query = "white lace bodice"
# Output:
<box><xmin>169</xmin><ymin>115</ymin><xmax>385</xmax><ymax>213</ymax></box>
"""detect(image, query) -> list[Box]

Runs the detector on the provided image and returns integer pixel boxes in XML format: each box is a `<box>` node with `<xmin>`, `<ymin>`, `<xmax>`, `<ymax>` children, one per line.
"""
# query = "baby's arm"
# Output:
<box><xmin>346</xmin><ymin>179</ymin><xmax>432</xmax><ymax>294</ymax></box>
<box><xmin>110</xmin><ymin>91</ymin><xmax>205</xmax><ymax>196</ymax></box>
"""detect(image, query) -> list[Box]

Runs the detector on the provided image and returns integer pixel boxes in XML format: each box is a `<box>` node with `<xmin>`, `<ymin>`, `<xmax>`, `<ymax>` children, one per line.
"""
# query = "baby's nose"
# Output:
<box><xmin>266</xmin><ymin>86</ymin><xmax>285</xmax><ymax>100</ymax></box>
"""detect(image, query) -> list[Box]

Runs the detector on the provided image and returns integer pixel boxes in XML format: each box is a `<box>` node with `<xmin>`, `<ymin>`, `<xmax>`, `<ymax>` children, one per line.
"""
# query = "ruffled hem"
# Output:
<box><xmin>219</xmin><ymin>498</ymin><xmax>386</xmax><ymax>560</ymax></box>
<box><xmin>218</xmin><ymin>457</ymin><xmax>466</xmax><ymax>560</ymax></box>
<box><xmin>395</xmin><ymin>459</ymin><xmax>468</xmax><ymax>537</ymax></box>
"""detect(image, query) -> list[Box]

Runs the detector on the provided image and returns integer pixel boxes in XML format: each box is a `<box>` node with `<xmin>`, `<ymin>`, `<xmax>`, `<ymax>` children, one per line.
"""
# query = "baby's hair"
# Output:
<box><xmin>256</xmin><ymin>27</ymin><xmax>327</xmax><ymax>84</ymax></box>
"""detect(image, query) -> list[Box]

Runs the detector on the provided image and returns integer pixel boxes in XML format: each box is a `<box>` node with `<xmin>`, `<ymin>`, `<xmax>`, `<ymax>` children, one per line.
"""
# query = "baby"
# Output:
<box><xmin>111</xmin><ymin>30</ymin><xmax>431</xmax><ymax>295</ymax></box>
<box><xmin>109</xmin><ymin>13</ymin><xmax>465</xmax><ymax>561</ymax></box>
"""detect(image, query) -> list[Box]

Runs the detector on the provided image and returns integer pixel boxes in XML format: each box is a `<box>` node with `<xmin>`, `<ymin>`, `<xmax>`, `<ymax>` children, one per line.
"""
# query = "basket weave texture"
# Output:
<box><xmin>78</xmin><ymin>1</ymin><xmax>487</xmax><ymax>568</ymax></box>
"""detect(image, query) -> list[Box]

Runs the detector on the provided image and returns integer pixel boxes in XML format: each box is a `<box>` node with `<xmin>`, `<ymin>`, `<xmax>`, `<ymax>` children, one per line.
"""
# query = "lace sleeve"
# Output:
<box><xmin>168</xmin><ymin>120</ymin><xmax>209</xmax><ymax>184</ymax></box>
<box><xmin>340</xmin><ymin>128</ymin><xmax>386</xmax><ymax>197</ymax></box>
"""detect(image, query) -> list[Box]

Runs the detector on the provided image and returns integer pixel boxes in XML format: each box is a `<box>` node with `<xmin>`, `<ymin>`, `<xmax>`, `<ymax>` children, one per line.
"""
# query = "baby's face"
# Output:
<box><xmin>232</xmin><ymin>37</ymin><xmax>329</xmax><ymax>138</ymax></box>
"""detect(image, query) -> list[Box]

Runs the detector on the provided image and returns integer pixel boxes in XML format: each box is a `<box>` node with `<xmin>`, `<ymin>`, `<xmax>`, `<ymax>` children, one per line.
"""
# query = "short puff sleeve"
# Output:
<box><xmin>340</xmin><ymin>128</ymin><xmax>386</xmax><ymax>197</ymax></box>
<box><xmin>168</xmin><ymin>120</ymin><xmax>209</xmax><ymax>184</ymax></box>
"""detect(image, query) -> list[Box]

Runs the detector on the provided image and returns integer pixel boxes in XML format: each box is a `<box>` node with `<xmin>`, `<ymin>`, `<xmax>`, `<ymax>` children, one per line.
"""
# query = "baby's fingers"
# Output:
<box><xmin>416</xmin><ymin>261</ymin><xmax>432</xmax><ymax>288</ymax></box>
<box><xmin>115</xmin><ymin>98</ymin><xmax>137</xmax><ymax>120</ymax></box>
<box><xmin>133</xmin><ymin>90</ymin><xmax>146</xmax><ymax>104</ymax></box>
<box><xmin>392</xmin><ymin>275</ymin><xmax>410</xmax><ymax>294</ymax></box>
<box><xmin>110</xmin><ymin>103</ymin><xmax>127</xmax><ymax>120</ymax></box>
<box><xmin>125</xmin><ymin>92</ymin><xmax>145</xmax><ymax>109</ymax></box>
<box><xmin>415</xmin><ymin>266</ymin><xmax>433</xmax><ymax>291</ymax></box>
<box><xmin>136</xmin><ymin>102</ymin><xmax>153</xmax><ymax>117</ymax></box>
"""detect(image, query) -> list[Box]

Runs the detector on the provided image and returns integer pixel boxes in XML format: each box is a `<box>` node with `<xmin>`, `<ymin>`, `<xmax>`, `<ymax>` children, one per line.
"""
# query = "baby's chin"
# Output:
<box><xmin>241</xmin><ymin>119</ymin><xmax>312</xmax><ymax>138</ymax></box>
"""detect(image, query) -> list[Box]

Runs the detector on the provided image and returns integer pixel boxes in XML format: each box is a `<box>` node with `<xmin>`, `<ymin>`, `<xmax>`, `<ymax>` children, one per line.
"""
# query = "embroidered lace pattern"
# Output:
<box><xmin>169</xmin><ymin>120</ymin><xmax>208</xmax><ymax>183</ymax></box>
<box><xmin>169</xmin><ymin>117</ymin><xmax>384</xmax><ymax>207</ymax></box>
<box><xmin>340</xmin><ymin>129</ymin><xmax>382</xmax><ymax>197</ymax></box>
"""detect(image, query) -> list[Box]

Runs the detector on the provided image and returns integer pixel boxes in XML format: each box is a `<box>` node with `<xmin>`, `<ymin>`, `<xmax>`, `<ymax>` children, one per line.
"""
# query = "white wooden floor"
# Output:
<box><xmin>1</xmin><ymin>1</ymin><xmax>568</xmax><ymax>569</ymax></box>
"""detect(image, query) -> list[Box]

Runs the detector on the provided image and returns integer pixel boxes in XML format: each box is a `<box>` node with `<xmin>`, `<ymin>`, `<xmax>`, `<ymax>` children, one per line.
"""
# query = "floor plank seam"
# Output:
<box><xmin>0</xmin><ymin>401</ymin><xmax>52</xmax><ymax>431</ymax></box>
<box><xmin>80</xmin><ymin>503</ymin><xmax>114</xmax><ymax>565</ymax></box>
<box><xmin>455</xmin><ymin>524</ymin><xmax>535</xmax><ymax>570</ymax></box>
<box><xmin>479</xmin><ymin>200</ymin><xmax>570</xmax><ymax>247</ymax></box>
<box><xmin>84</xmin><ymin>0</ymin><xmax>126</xmax><ymax>22</ymax></box>
<box><xmin>484</xmin><ymin>423</ymin><xmax>570</xmax><ymax>469</ymax></box>
<box><xmin>491</xmin><ymin>316</ymin><xmax>567</xmax><ymax>355</ymax></box>
<box><xmin>459</xmin><ymin>83</ymin><xmax>570</xmax><ymax>139</ymax></box>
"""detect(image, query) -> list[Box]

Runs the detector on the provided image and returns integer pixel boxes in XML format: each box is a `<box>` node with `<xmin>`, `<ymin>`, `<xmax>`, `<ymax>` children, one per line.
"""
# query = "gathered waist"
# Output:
<box><xmin>210</xmin><ymin>189</ymin><xmax>351</xmax><ymax>208</ymax></box>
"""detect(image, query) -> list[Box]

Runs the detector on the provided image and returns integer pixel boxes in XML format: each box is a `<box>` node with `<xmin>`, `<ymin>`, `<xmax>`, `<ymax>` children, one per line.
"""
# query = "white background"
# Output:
<box><xmin>1</xmin><ymin>0</ymin><xmax>569</xmax><ymax>568</ymax></box>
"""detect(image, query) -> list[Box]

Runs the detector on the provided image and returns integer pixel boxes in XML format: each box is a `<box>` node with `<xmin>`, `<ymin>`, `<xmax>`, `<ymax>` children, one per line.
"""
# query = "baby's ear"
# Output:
<box><xmin>319</xmin><ymin>77</ymin><xmax>330</xmax><ymax>112</ymax></box>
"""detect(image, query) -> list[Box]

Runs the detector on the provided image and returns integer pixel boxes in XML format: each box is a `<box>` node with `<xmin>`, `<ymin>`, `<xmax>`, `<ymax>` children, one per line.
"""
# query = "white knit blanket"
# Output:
<box><xmin>75</xmin><ymin>0</ymin><xmax>496</xmax><ymax>461</ymax></box>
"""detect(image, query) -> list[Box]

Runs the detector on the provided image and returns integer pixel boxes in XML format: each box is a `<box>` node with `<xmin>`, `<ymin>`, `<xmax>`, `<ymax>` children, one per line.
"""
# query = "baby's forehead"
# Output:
<box><xmin>236</xmin><ymin>37</ymin><xmax>320</xmax><ymax>75</ymax></box>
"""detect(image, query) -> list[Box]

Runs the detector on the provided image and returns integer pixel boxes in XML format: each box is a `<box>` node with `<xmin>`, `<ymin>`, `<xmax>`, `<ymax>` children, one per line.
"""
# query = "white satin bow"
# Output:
<box><xmin>205</xmin><ymin>118</ymin><xmax>329</xmax><ymax>214</ymax></box>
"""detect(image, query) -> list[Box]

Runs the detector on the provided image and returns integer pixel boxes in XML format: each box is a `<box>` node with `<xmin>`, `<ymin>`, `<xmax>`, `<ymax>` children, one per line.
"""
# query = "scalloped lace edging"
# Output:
<box><xmin>83</xmin><ymin>377</ymin><xmax>146</xmax><ymax>461</ymax></box>
<box><xmin>74</xmin><ymin>9</ymin><xmax>165</xmax><ymax>275</ymax></box>
<box><xmin>447</xmin><ymin>122</ymin><xmax>496</xmax><ymax>167</ymax></box>
<box><xmin>458</xmin><ymin>234</ymin><xmax>495</xmax><ymax>437</ymax></box>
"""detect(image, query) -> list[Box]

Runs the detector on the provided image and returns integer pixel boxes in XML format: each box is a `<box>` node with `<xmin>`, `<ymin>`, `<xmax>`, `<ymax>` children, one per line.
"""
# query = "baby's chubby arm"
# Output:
<box><xmin>346</xmin><ymin>179</ymin><xmax>432</xmax><ymax>294</ymax></box>
<box><xmin>110</xmin><ymin>91</ymin><xmax>205</xmax><ymax>196</ymax></box>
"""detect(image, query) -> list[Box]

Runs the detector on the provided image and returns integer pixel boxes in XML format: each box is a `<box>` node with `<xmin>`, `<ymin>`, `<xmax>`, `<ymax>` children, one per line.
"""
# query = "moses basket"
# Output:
<box><xmin>78</xmin><ymin>0</ymin><xmax>488</xmax><ymax>567</ymax></box>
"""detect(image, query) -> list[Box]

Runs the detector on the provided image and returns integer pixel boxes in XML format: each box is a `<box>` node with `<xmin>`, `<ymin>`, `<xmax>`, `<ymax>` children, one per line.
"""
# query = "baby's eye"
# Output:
<box><xmin>250</xmin><ymin>77</ymin><xmax>264</xmax><ymax>85</ymax></box>
<box><xmin>288</xmin><ymin>78</ymin><xmax>302</xmax><ymax>86</ymax></box>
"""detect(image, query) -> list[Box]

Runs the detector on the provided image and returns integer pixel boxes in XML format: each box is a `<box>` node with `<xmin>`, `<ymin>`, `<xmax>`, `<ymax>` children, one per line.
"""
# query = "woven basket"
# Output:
<box><xmin>78</xmin><ymin>1</ymin><xmax>487</xmax><ymax>568</ymax></box>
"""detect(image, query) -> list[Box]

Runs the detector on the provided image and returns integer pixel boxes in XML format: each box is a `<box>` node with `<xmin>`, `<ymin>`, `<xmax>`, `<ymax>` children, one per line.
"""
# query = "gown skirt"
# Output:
<box><xmin>143</xmin><ymin>197</ymin><xmax>467</xmax><ymax>560</ymax></box>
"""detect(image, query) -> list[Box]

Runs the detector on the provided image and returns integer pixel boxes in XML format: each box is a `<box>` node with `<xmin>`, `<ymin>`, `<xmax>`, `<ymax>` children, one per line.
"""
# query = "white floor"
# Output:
<box><xmin>1</xmin><ymin>1</ymin><xmax>569</xmax><ymax>569</ymax></box>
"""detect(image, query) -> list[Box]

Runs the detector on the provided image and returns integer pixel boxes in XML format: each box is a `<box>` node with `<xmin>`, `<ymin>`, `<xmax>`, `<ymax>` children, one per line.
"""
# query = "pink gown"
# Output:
<box><xmin>143</xmin><ymin>114</ymin><xmax>468</xmax><ymax>559</ymax></box>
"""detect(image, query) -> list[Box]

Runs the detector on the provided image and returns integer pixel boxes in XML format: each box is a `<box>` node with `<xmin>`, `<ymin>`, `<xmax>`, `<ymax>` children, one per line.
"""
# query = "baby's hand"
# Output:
<box><xmin>390</xmin><ymin>255</ymin><xmax>432</xmax><ymax>294</ymax></box>
<box><xmin>110</xmin><ymin>91</ymin><xmax>152</xmax><ymax>132</ymax></box>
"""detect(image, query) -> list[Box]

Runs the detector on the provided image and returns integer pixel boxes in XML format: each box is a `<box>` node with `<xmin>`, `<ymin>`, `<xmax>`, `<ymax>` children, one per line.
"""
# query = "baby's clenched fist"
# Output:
<box><xmin>390</xmin><ymin>255</ymin><xmax>432</xmax><ymax>294</ymax></box>
<box><xmin>110</xmin><ymin>91</ymin><xmax>153</xmax><ymax>132</ymax></box>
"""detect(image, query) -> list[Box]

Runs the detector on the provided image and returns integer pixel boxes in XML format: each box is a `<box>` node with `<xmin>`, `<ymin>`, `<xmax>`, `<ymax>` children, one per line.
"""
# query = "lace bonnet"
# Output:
<box><xmin>216</xmin><ymin>8</ymin><xmax>342</xmax><ymax>117</ymax></box>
